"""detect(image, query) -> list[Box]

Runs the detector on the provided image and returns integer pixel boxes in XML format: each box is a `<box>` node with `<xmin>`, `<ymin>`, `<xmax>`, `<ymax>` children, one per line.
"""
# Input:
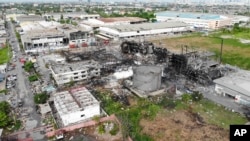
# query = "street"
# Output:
<box><xmin>5</xmin><ymin>21</ymin><xmax>45</xmax><ymax>140</ymax></box>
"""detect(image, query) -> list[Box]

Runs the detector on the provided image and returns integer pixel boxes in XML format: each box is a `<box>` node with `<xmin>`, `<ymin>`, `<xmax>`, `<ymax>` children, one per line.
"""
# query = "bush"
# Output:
<box><xmin>181</xmin><ymin>94</ymin><xmax>192</xmax><ymax>103</ymax></box>
<box><xmin>98</xmin><ymin>124</ymin><xmax>105</xmax><ymax>134</ymax></box>
<box><xmin>34</xmin><ymin>93</ymin><xmax>49</xmax><ymax>104</ymax></box>
<box><xmin>191</xmin><ymin>91</ymin><xmax>203</xmax><ymax>102</ymax></box>
<box><xmin>109</xmin><ymin>123</ymin><xmax>119</xmax><ymax>135</ymax></box>
<box><xmin>24</xmin><ymin>61</ymin><xmax>34</xmax><ymax>72</ymax></box>
<box><xmin>28</xmin><ymin>75</ymin><xmax>38</xmax><ymax>82</ymax></box>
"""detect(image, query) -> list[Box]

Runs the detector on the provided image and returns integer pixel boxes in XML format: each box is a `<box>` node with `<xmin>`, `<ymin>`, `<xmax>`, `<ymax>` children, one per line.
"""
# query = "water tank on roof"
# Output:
<box><xmin>133</xmin><ymin>66</ymin><xmax>162</xmax><ymax>92</ymax></box>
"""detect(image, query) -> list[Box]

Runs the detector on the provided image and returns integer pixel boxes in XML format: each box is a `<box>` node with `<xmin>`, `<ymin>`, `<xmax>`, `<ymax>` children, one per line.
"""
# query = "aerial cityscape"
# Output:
<box><xmin>0</xmin><ymin>1</ymin><xmax>250</xmax><ymax>141</ymax></box>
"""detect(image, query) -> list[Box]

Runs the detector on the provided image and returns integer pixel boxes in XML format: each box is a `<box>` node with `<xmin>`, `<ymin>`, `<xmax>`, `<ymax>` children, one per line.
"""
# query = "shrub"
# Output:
<box><xmin>98</xmin><ymin>124</ymin><xmax>105</xmax><ymax>134</ymax></box>
<box><xmin>109</xmin><ymin>123</ymin><xmax>119</xmax><ymax>135</ymax></box>
<box><xmin>34</xmin><ymin>93</ymin><xmax>49</xmax><ymax>104</ymax></box>
<box><xmin>28</xmin><ymin>75</ymin><xmax>38</xmax><ymax>82</ymax></box>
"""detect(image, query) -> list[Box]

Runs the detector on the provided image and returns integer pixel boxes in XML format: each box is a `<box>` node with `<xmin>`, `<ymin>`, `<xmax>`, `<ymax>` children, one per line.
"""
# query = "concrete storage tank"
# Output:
<box><xmin>133</xmin><ymin>66</ymin><xmax>162</xmax><ymax>92</ymax></box>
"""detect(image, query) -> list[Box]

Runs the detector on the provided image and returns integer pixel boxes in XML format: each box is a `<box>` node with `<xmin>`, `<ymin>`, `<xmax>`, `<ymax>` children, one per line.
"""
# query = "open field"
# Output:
<box><xmin>0</xmin><ymin>47</ymin><xmax>10</xmax><ymax>65</ymax></box>
<box><xmin>141</xmin><ymin>99</ymin><xmax>247</xmax><ymax>141</ymax></box>
<box><xmin>150</xmin><ymin>34</ymin><xmax>250</xmax><ymax>70</ymax></box>
<box><xmin>94</xmin><ymin>89</ymin><xmax>248</xmax><ymax>141</ymax></box>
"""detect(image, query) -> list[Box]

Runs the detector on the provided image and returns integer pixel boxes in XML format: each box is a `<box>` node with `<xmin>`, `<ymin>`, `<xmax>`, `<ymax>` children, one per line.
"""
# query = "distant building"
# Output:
<box><xmin>54</xmin><ymin>87</ymin><xmax>100</xmax><ymax>126</ymax></box>
<box><xmin>16</xmin><ymin>15</ymin><xmax>45</xmax><ymax>23</ymax></box>
<box><xmin>50</xmin><ymin>60</ymin><xmax>100</xmax><ymax>85</ymax></box>
<box><xmin>213</xmin><ymin>70</ymin><xmax>250</xmax><ymax>106</ymax></box>
<box><xmin>156</xmin><ymin>11</ymin><xmax>249</xmax><ymax>29</ymax></box>
<box><xmin>44</xmin><ymin>13</ymin><xmax>100</xmax><ymax>21</ymax></box>
<box><xmin>99</xmin><ymin>21</ymin><xmax>190</xmax><ymax>40</ymax></box>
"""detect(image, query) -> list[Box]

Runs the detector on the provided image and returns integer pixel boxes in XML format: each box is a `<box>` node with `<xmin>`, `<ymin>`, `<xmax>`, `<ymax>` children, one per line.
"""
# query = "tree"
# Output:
<box><xmin>24</xmin><ymin>61</ymin><xmax>34</xmax><ymax>72</ymax></box>
<box><xmin>0</xmin><ymin>101</ymin><xmax>10</xmax><ymax>114</ymax></box>
<box><xmin>0</xmin><ymin>111</ymin><xmax>10</xmax><ymax>127</ymax></box>
<box><xmin>60</xmin><ymin>14</ymin><xmax>64</xmax><ymax>20</ymax></box>
<box><xmin>34</xmin><ymin>93</ymin><xmax>49</xmax><ymax>104</ymax></box>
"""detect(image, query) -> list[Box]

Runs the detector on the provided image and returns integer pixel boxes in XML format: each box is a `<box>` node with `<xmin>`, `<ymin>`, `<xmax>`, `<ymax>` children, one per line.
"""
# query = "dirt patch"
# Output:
<box><xmin>140</xmin><ymin>110</ymin><xmax>228</xmax><ymax>141</ymax></box>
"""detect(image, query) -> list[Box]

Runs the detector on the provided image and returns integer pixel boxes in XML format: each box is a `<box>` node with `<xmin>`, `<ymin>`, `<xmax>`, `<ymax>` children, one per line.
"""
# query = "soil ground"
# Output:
<box><xmin>140</xmin><ymin>110</ymin><xmax>229</xmax><ymax>141</ymax></box>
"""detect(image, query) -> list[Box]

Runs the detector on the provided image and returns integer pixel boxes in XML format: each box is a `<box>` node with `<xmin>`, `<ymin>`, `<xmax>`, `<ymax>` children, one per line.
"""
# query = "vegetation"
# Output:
<box><xmin>94</xmin><ymin>89</ymin><xmax>247</xmax><ymax>140</ymax></box>
<box><xmin>28</xmin><ymin>75</ymin><xmax>39</xmax><ymax>82</ymax></box>
<box><xmin>0</xmin><ymin>45</ymin><xmax>10</xmax><ymax>65</ymax></box>
<box><xmin>0</xmin><ymin>101</ymin><xmax>12</xmax><ymax>128</ymax></box>
<box><xmin>87</xmin><ymin>8</ymin><xmax>156</xmax><ymax>22</ymax></box>
<box><xmin>34</xmin><ymin>93</ymin><xmax>49</xmax><ymax>104</ymax></box>
<box><xmin>98</xmin><ymin>124</ymin><xmax>105</xmax><ymax>134</ymax></box>
<box><xmin>15</xmin><ymin>31</ymin><xmax>24</xmax><ymax>51</ymax></box>
<box><xmin>0</xmin><ymin>89</ymin><xmax>7</xmax><ymax>95</ymax></box>
<box><xmin>24</xmin><ymin>61</ymin><xmax>34</xmax><ymax>72</ymax></box>
<box><xmin>109</xmin><ymin>122</ymin><xmax>119</xmax><ymax>135</ymax></box>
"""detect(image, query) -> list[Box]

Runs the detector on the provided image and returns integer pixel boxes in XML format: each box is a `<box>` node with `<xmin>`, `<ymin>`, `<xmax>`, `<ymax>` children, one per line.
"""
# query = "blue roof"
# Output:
<box><xmin>156</xmin><ymin>11</ymin><xmax>222</xmax><ymax>20</ymax></box>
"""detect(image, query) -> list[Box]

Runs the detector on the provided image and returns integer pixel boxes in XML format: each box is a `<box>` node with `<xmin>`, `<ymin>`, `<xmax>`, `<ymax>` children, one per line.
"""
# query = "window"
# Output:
<box><xmin>74</xmin><ymin>76</ymin><xmax>78</xmax><ymax>79</ymax></box>
<box><xmin>73</xmin><ymin>73</ymin><xmax>78</xmax><ymax>75</ymax></box>
<box><xmin>81</xmin><ymin>71</ymin><xmax>86</xmax><ymax>73</ymax></box>
<box><xmin>81</xmin><ymin>114</ymin><xmax>85</xmax><ymax>117</ymax></box>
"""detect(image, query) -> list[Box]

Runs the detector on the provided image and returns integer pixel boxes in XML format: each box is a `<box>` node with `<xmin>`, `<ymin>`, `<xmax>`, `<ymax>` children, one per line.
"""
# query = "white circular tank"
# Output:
<box><xmin>133</xmin><ymin>66</ymin><xmax>162</xmax><ymax>92</ymax></box>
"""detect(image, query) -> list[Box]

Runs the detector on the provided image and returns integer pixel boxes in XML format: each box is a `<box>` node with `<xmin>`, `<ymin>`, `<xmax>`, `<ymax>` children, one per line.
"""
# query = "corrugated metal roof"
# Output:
<box><xmin>99</xmin><ymin>17</ymin><xmax>147</xmax><ymax>23</ymax></box>
<box><xmin>111</xmin><ymin>21</ymin><xmax>188</xmax><ymax>32</ymax></box>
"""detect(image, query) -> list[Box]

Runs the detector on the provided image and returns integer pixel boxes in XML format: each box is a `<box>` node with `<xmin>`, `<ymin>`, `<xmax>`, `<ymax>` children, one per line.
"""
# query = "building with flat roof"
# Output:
<box><xmin>82</xmin><ymin>17</ymin><xmax>147</xmax><ymax>28</ymax></box>
<box><xmin>57</xmin><ymin>24</ymin><xmax>91</xmax><ymax>48</ymax></box>
<box><xmin>54</xmin><ymin>87</ymin><xmax>100</xmax><ymax>126</ymax></box>
<box><xmin>156</xmin><ymin>11</ymin><xmax>249</xmax><ymax>29</ymax></box>
<box><xmin>50</xmin><ymin>60</ymin><xmax>100</xmax><ymax>85</ymax></box>
<box><xmin>16</xmin><ymin>15</ymin><xmax>45</xmax><ymax>23</ymax></box>
<box><xmin>98</xmin><ymin>21</ymin><xmax>190</xmax><ymax>40</ymax></box>
<box><xmin>21</xmin><ymin>28</ymin><xmax>67</xmax><ymax>53</ymax></box>
<box><xmin>213</xmin><ymin>70</ymin><xmax>250</xmax><ymax>106</ymax></box>
<box><xmin>44</xmin><ymin>13</ymin><xmax>100</xmax><ymax>21</ymax></box>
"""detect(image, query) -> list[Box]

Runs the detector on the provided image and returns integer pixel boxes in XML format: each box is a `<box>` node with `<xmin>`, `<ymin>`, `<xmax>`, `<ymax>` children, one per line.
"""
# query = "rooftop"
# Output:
<box><xmin>16</xmin><ymin>15</ymin><xmax>45</xmax><ymax>22</ymax></box>
<box><xmin>213</xmin><ymin>70</ymin><xmax>250</xmax><ymax>97</ymax></box>
<box><xmin>54</xmin><ymin>87</ymin><xmax>99</xmax><ymax>115</ymax></box>
<box><xmin>51</xmin><ymin>60</ymin><xmax>100</xmax><ymax>74</ymax></box>
<box><xmin>156</xmin><ymin>11</ymin><xmax>227</xmax><ymax>20</ymax></box>
<box><xmin>99</xmin><ymin>17</ymin><xmax>147</xmax><ymax>23</ymax></box>
<box><xmin>110</xmin><ymin>21</ymin><xmax>188</xmax><ymax>32</ymax></box>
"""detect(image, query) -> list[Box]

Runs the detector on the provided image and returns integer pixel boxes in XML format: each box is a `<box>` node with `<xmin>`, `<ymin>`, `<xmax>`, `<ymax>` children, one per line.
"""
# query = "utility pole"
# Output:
<box><xmin>219</xmin><ymin>38</ymin><xmax>223</xmax><ymax>64</ymax></box>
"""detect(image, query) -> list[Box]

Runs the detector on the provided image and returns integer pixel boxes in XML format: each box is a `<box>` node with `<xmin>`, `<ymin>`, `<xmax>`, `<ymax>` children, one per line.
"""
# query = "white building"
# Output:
<box><xmin>54</xmin><ymin>87</ymin><xmax>100</xmax><ymax>126</ymax></box>
<box><xmin>99</xmin><ymin>21</ymin><xmax>190</xmax><ymax>40</ymax></box>
<box><xmin>50</xmin><ymin>60</ymin><xmax>100</xmax><ymax>85</ymax></box>
<box><xmin>213</xmin><ymin>70</ymin><xmax>250</xmax><ymax>106</ymax></box>
<box><xmin>156</xmin><ymin>11</ymin><xmax>249</xmax><ymax>29</ymax></box>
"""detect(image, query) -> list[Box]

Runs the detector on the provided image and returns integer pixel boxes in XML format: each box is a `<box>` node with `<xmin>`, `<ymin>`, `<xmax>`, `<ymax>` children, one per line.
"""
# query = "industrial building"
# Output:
<box><xmin>54</xmin><ymin>87</ymin><xmax>100</xmax><ymax>126</ymax></box>
<box><xmin>21</xmin><ymin>28</ymin><xmax>67</xmax><ymax>53</ymax></box>
<box><xmin>44</xmin><ymin>13</ymin><xmax>100</xmax><ymax>21</ymax></box>
<box><xmin>20</xmin><ymin>21</ymin><xmax>92</xmax><ymax>52</ymax></box>
<box><xmin>213</xmin><ymin>70</ymin><xmax>250</xmax><ymax>106</ymax></box>
<box><xmin>98</xmin><ymin>21</ymin><xmax>190</xmax><ymax>40</ymax></box>
<box><xmin>156</xmin><ymin>11</ymin><xmax>249</xmax><ymax>29</ymax></box>
<box><xmin>82</xmin><ymin>17</ymin><xmax>147</xmax><ymax>28</ymax></box>
<box><xmin>50</xmin><ymin>60</ymin><xmax>101</xmax><ymax>85</ymax></box>
<box><xmin>57</xmin><ymin>25</ymin><xmax>92</xmax><ymax>48</ymax></box>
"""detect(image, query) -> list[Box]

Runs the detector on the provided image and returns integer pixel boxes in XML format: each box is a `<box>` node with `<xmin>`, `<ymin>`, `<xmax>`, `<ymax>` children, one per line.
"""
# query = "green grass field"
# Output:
<box><xmin>0</xmin><ymin>47</ymin><xmax>10</xmax><ymax>65</ymax></box>
<box><xmin>175</xmin><ymin>99</ymin><xmax>247</xmax><ymax>129</ymax></box>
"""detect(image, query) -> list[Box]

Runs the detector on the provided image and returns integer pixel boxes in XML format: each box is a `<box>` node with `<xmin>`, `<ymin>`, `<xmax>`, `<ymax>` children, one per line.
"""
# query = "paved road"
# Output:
<box><xmin>6</xmin><ymin>21</ymin><xmax>45</xmax><ymax>141</ymax></box>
